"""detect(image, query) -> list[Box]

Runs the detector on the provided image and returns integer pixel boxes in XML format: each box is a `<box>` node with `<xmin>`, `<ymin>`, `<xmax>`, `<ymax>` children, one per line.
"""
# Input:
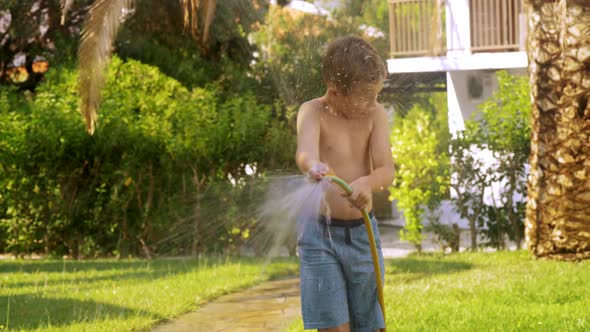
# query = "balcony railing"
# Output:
<box><xmin>388</xmin><ymin>0</ymin><xmax>446</xmax><ymax>57</ymax></box>
<box><xmin>470</xmin><ymin>0</ymin><xmax>523</xmax><ymax>52</ymax></box>
<box><xmin>389</xmin><ymin>0</ymin><xmax>525</xmax><ymax>58</ymax></box>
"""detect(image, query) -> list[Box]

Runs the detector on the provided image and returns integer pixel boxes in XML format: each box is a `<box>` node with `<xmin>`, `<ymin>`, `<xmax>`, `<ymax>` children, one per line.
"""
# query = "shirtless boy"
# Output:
<box><xmin>295</xmin><ymin>36</ymin><xmax>395</xmax><ymax>332</ymax></box>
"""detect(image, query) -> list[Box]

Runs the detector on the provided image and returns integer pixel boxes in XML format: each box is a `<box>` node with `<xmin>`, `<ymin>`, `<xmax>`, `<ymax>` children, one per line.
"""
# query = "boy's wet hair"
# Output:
<box><xmin>322</xmin><ymin>35</ymin><xmax>387</xmax><ymax>96</ymax></box>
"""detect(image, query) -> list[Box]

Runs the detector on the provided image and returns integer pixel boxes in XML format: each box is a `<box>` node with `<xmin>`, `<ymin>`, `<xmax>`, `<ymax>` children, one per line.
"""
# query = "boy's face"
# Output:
<box><xmin>328</xmin><ymin>81</ymin><xmax>383</xmax><ymax>117</ymax></box>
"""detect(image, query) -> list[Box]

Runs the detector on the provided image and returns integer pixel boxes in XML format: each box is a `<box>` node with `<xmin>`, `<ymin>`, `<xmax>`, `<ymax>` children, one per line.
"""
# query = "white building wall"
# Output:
<box><xmin>447</xmin><ymin>68</ymin><xmax>527</xmax><ymax>133</ymax></box>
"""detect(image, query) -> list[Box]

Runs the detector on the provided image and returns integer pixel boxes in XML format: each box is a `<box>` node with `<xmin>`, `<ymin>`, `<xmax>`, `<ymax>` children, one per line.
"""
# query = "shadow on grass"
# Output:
<box><xmin>386</xmin><ymin>254</ymin><xmax>473</xmax><ymax>283</ymax></box>
<box><xmin>0</xmin><ymin>256</ymin><xmax>296</xmax><ymax>272</ymax></box>
<box><xmin>0</xmin><ymin>294</ymin><xmax>162</xmax><ymax>331</ymax></box>
<box><xmin>0</xmin><ymin>259</ymin><xmax>200</xmax><ymax>290</ymax></box>
<box><xmin>0</xmin><ymin>257</ymin><xmax>214</xmax><ymax>273</ymax></box>
<box><xmin>3</xmin><ymin>270</ymin><xmax>183</xmax><ymax>290</ymax></box>
<box><xmin>0</xmin><ymin>257</ymin><xmax>297</xmax><ymax>289</ymax></box>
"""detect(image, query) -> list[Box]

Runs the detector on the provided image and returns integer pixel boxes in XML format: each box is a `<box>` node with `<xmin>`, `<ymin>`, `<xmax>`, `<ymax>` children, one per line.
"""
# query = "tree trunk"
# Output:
<box><xmin>451</xmin><ymin>183</ymin><xmax>479</xmax><ymax>251</ymax></box>
<box><xmin>451</xmin><ymin>224</ymin><xmax>461</xmax><ymax>253</ymax></box>
<box><xmin>508</xmin><ymin>171</ymin><xmax>523</xmax><ymax>249</ymax></box>
<box><xmin>469</xmin><ymin>216</ymin><xmax>477</xmax><ymax>251</ymax></box>
<box><xmin>191</xmin><ymin>167</ymin><xmax>205</xmax><ymax>257</ymax></box>
<box><xmin>133</xmin><ymin>166</ymin><xmax>155</xmax><ymax>259</ymax></box>
<box><xmin>117</xmin><ymin>199</ymin><xmax>130</xmax><ymax>259</ymax></box>
<box><xmin>525</xmin><ymin>0</ymin><xmax>590</xmax><ymax>261</ymax></box>
<box><xmin>469</xmin><ymin>189</ymin><xmax>483</xmax><ymax>251</ymax></box>
<box><xmin>192</xmin><ymin>185</ymin><xmax>202</xmax><ymax>256</ymax></box>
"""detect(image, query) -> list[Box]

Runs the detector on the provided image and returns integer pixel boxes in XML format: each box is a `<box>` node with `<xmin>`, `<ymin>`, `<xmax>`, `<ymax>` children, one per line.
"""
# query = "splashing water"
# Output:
<box><xmin>149</xmin><ymin>173</ymin><xmax>334</xmax><ymax>259</ymax></box>
<box><xmin>257</xmin><ymin>175</ymin><xmax>332</xmax><ymax>259</ymax></box>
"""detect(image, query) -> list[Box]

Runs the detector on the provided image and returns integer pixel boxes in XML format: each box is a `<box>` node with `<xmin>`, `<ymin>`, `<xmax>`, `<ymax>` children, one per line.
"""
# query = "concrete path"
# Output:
<box><xmin>152</xmin><ymin>278</ymin><xmax>301</xmax><ymax>332</ymax></box>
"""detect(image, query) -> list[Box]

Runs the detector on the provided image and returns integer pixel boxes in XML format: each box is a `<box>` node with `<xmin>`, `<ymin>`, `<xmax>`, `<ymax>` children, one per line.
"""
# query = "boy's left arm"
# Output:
<box><xmin>347</xmin><ymin>105</ymin><xmax>395</xmax><ymax>209</ymax></box>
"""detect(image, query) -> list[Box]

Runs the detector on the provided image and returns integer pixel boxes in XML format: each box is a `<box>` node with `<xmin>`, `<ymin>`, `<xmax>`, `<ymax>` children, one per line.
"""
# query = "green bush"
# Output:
<box><xmin>454</xmin><ymin>70</ymin><xmax>531</xmax><ymax>249</ymax></box>
<box><xmin>389</xmin><ymin>94</ymin><xmax>449</xmax><ymax>249</ymax></box>
<box><xmin>424</xmin><ymin>219</ymin><xmax>460</xmax><ymax>253</ymax></box>
<box><xmin>0</xmin><ymin>57</ymin><xmax>294</xmax><ymax>258</ymax></box>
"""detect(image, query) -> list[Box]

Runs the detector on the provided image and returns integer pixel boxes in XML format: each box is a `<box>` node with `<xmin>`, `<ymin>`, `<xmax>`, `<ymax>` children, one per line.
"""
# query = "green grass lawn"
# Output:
<box><xmin>3</xmin><ymin>251</ymin><xmax>590</xmax><ymax>332</ymax></box>
<box><xmin>0</xmin><ymin>256</ymin><xmax>298</xmax><ymax>331</ymax></box>
<box><xmin>288</xmin><ymin>251</ymin><xmax>590</xmax><ymax>332</ymax></box>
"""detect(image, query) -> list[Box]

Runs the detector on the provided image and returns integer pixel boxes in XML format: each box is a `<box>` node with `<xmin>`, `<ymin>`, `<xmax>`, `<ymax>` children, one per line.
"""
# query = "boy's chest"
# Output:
<box><xmin>319</xmin><ymin>116</ymin><xmax>372</xmax><ymax>155</ymax></box>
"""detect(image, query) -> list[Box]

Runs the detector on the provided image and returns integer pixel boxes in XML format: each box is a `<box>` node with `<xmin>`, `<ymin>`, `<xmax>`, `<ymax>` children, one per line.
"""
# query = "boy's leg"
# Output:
<box><xmin>319</xmin><ymin>322</ymin><xmax>351</xmax><ymax>332</ymax></box>
<box><xmin>340</xmin><ymin>217</ymin><xmax>385</xmax><ymax>332</ymax></box>
<box><xmin>319</xmin><ymin>323</ymin><xmax>387</xmax><ymax>332</ymax></box>
<box><xmin>298</xmin><ymin>221</ymin><xmax>350</xmax><ymax>330</ymax></box>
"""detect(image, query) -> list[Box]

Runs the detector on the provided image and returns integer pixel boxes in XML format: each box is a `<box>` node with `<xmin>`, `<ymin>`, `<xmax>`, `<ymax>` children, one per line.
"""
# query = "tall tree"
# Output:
<box><xmin>525</xmin><ymin>0</ymin><xmax>590</xmax><ymax>260</ymax></box>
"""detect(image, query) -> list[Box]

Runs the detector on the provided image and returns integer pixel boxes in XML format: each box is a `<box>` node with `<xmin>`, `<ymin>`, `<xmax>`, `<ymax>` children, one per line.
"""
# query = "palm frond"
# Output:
<box><xmin>60</xmin><ymin>0</ymin><xmax>74</xmax><ymax>25</ymax></box>
<box><xmin>78</xmin><ymin>0</ymin><xmax>133</xmax><ymax>135</ymax></box>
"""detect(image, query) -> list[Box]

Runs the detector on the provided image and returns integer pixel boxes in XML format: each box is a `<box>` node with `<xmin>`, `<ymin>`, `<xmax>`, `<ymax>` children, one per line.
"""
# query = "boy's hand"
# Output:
<box><xmin>344</xmin><ymin>177</ymin><xmax>372</xmax><ymax>210</ymax></box>
<box><xmin>308</xmin><ymin>163</ymin><xmax>330</xmax><ymax>181</ymax></box>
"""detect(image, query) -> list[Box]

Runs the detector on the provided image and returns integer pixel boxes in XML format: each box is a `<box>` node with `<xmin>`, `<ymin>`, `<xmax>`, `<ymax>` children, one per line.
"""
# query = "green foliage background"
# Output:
<box><xmin>0</xmin><ymin>57</ymin><xmax>293</xmax><ymax>258</ymax></box>
<box><xmin>389</xmin><ymin>93</ymin><xmax>450</xmax><ymax>247</ymax></box>
<box><xmin>389</xmin><ymin>71</ymin><xmax>530</xmax><ymax>250</ymax></box>
<box><xmin>0</xmin><ymin>0</ymin><xmax>393</xmax><ymax>258</ymax></box>
<box><xmin>0</xmin><ymin>1</ymin><xmax>532</xmax><ymax>257</ymax></box>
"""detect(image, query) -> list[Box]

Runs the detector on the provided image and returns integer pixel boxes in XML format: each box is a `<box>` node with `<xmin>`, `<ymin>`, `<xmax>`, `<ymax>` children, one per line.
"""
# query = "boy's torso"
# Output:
<box><xmin>313</xmin><ymin>98</ymin><xmax>375</xmax><ymax>220</ymax></box>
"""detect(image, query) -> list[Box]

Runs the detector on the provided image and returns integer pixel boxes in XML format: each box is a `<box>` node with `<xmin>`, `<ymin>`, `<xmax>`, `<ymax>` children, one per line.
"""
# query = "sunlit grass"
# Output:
<box><xmin>0</xmin><ymin>256</ymin><xmax>298</xmax><ymax>331</ymax></box>
<box><xmin>288</xmin><ymin>251</ymin><xmax>590</xmax><ymax>331</ymax></box>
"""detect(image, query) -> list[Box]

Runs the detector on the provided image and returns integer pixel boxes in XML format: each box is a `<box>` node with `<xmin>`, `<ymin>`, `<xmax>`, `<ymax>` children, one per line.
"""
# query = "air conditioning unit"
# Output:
<box><xmin>467</xmin><ymin>72</ymin><xmax>493</xmax><ymax>102</ymax></box>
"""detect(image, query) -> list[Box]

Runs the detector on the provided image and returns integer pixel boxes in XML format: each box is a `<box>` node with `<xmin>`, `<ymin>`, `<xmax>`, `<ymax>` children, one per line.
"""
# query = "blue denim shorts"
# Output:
<box><xmin>298</xmin><ymin>212</ymin><xmax>385</xmax><ymax>332</ymax></box>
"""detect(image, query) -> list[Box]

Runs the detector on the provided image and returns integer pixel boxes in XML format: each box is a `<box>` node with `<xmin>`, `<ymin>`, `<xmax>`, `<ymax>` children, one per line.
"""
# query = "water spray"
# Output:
<box><xmin>325</xmin><ymin>175</ymin><xmax>386</xmax><ymax>331</ymax></box>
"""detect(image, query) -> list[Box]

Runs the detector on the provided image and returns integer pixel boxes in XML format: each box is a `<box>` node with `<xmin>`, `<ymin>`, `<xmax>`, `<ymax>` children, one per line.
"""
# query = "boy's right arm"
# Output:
<box><xmin>296</xmin><ymin>102</ymin><xmax>328</xmax><ymax>179</ymax></box>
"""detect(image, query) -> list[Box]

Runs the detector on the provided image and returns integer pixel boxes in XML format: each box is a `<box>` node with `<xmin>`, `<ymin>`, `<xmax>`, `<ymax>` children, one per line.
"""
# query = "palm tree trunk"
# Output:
<box><xmin>525</xmin><ymin>0</ymin><xmax>590</xmax><ymax>260</ymax></box>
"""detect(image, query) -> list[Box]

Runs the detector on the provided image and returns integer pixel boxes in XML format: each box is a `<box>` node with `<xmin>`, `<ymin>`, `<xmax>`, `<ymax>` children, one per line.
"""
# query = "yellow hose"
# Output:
<box><xmin>325</xmin><ymin>175</ymin><xmax>386</xmax><ymax>331</ymax></box>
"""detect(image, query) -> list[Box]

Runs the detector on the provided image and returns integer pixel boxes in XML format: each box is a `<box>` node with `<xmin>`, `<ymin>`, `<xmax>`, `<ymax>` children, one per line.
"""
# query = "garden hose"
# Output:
<box><xmin>325</xmin><ymin>175</ymin><xmax>386</xmax><ymax>331</ymax></box>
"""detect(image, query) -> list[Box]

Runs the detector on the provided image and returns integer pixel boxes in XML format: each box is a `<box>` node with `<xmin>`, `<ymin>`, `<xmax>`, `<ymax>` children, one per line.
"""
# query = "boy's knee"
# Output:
<box><xmin>318</xmin><ymin>322</ymin><xmax>350</xmax><ymax>332</ymax></box>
